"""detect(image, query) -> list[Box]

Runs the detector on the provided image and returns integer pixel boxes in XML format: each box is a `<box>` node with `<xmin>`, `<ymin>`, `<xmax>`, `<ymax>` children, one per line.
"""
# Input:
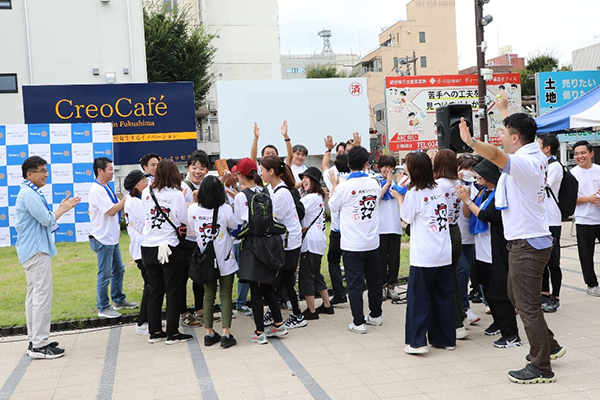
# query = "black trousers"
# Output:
<box><xmin>342</xmin><ymin>249</ymin><xmax>383</xmax><ymax>326</ymax></box>
<box><xmin>250</xmin><ymin>282</ymin><xmax>282</xmax><ymax>332</ymax></box>
<box><xmin>135</xmin><ymin>259</ymin><xmax>150</xmax><ymax>325</ymax></box>
<box><xmin>486</xmin><ymin>296</ymin><xmax>519</xmax><ymax>338</ymax></box>
<box><xmin>450</xmin><ymin>224</ymin><xmax>466</xmax><ymax>329</ymax></box>
<box><xmin>576</xmin><ymin>224</ymin><xmax>600</xmax><ymax>287</ymax></box>
<box><xmin>327</xmin><ymin>231</ymin><xmax>345</xmax><ymax>297</ymax></box>
<box><xmin>278</xmin><ymin>247</ymin><xmax>302</xmax><ymax>315</ymax></box>
<box><xmin>180</xmin><ymin>239</ymin><xmax>205</xmax><ymax>312</ymax></box>
<box><xmin>379</xmin><ymin>233</ymin><xmax>401</xmax><ymax>287</ymax></box>
<box><xmin>142</xmin><ymin>245</ymin><xmax>184</xmax><ymax>336</ymax></box>
<box><xmin>542</xmin><ymin>225</ymin><xmax>562</xmax><ymax>297</ymax></box>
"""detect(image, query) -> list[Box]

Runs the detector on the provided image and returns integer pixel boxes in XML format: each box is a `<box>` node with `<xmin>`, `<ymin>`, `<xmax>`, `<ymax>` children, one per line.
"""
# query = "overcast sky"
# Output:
<box><xmin>278</xmin><ymin>0</ymin><xmax>600</xmax><ymax>69</ymax></box>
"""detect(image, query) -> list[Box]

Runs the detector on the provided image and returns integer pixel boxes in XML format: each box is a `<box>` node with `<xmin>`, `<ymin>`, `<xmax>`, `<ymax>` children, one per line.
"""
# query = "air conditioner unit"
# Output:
<box><xmin>208</xmin><ymin>102</ymin><xmax>217</xmax><ymax>112</ymax></box>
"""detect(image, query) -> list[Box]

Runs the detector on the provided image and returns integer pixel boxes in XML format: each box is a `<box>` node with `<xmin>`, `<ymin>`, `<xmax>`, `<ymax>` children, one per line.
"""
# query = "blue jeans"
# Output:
<box><xmin>233</xmin><ymin>242</ymin><xmax>250</xmax><ymax>308</ymax></box>
<box><xmin>90</xmin><ymin>238</ymin><xmax>126</xmax><ymax>311</ymax></box>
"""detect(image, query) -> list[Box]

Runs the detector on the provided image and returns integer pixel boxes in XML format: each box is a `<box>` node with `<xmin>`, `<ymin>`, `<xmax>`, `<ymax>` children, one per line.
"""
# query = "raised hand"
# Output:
<box><xmin>352</xmin><ymin>132</ymin><xmax>361</xmax><ymax>147</ymax></box>
<box><xmin>281</xmin><ymin>120</ymin><xmax>289</xmax><ymax>139</ymax></box>
<box><xmin>324</xmin><ymin>135</ymin><xmax>335</xmax><ymax>151</ymax></box>
<box><xmin>459</xmin><ymin>117</ymin><xmax>472</xmax><ymax>146</ymax></box>
<box><xmin>254</xmin><ymin>122</ymin><xmax>260</xmax><ymax>139</ymax></box>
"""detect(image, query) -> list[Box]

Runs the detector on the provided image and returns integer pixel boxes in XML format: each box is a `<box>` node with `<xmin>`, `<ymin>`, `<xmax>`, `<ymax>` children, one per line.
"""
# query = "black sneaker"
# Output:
<box><xmin>302</xmin><ymin>309</ymin><xmax>319</xmax><ymax>320</ymax></box>
<box><xmin>330</xmin><ymin>295</ymin><xmax>347</xmax><ymax>305</ymax></box>
<box><xmin>220</xmin><ymin>334</ymin><xmax>237</xmax><ymax>349</ymax></box>
<box><xmin>541</xmin><ymin>294</ymin><xmax>551</xmax><ymax>306</ymax></box>
<box><xmin>526</xmin><ymin>346</ymin><xmax>566</xmax><ymax>362</ymax></box>
<box><xmin>508</xmin><ymin>364</ymin><xmax>556</xmax><ymax>384</ymax></box>
<box><xmin>316</xmin><ymin>304</ymin><xmax>335</xmax><ymax>315</ymax></box>
<box><xmin>494</xmin><ymin>335</ymin><xmax>522</xmax><ymax>348</ymax></box>
<box><xmin>471</xmin><ymin>292</ymin><xmax>483</xmax><ymax>304</ymax></box>
<box><xmin>29</xmin><ymin>344</ymin><xmax>65</xmax><ymax>359</ymax></box>
<box><xmin>484</xmin><ymin>323</ymin><xmax>501</xmax><ymax>336</ymax></box>
<box><xmin>204</xmin><ymin>332</ymin><xmax>222</xmax><ymax>347</ymax></box>
<box><xmin>166</xmin><ymin>333</ymin><xmax>193</xmax><ymax>345</ymax></box>
<box><xmin>148</xmin><ymin>331</ymin><xmax>168</xmax><ymax>343</ymax></box>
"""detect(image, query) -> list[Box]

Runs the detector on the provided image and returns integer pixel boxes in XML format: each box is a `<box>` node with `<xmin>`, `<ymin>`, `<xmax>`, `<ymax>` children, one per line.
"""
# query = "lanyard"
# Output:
<box><xmin>23</xmin><ymin>180</ymin><xmax>59</xmax><ymax>233</ymax></box>
<box><xmin>347</xmin><ymin>171</ymin><xmax>368</xmax><ymax>180</ymax></box>
<box><xmin>95</xmin><ymin>180</ymin><xmax>121</xmax><ymax>221</ymax></box>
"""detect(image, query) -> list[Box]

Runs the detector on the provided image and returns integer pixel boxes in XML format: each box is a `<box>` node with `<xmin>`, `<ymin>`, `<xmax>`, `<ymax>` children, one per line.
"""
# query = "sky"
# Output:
<box><xmin>278</xmin><ymin>0</ymin><xmax>600</xmax><ymax>70</ymax></box>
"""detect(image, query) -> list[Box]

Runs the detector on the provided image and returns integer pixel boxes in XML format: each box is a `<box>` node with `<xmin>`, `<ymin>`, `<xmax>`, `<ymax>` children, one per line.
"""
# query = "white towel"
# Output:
<box><xmin>496</xmin><ymin>173</ymin><xmax>508</xmax><ymax>210</ymax></box>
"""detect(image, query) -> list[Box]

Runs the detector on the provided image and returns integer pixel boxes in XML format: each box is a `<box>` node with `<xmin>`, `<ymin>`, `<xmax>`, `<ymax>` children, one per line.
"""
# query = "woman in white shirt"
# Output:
<box><xmin>141</xmin><ymin>159</ymin><xmax>192</xmax><ymax>345</ymax></box>
<box><xmin>260</xmin><ymin>155</ymin><xmax>307</xmax><ymax>330</ymax></box>
<box><xmin>392</xmin><ymin>152</ymin><xmax>454</xmax><ymax>355</ymax></box>
<box><xmin>297</xmin><ymin>167</ymin><xmax>333</xmax><ymax>319</ymax></box>
<box><xmin>123</xmin><ymin>170</ymin><xmax>150</xmax><ymax>336</ymax></box>
<box><xmin>188</xmin><ymin>175</ymin><xmax>239</xmax><ymax>349</ymax></box>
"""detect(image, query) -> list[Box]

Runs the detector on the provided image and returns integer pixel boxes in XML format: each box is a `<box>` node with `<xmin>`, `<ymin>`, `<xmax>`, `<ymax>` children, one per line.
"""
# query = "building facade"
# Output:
<box><xmin>573</xmin><ymin>39</ymin><xmax>600</xmax><ymax>71</ymax></box>
<box><xmin>0</xmin><ymin>0</ymin><xmax>147</xmax><ymax>125</ymax></box>
<box><xmin>281</xmin><ymin>53</ymin><xmax>360</xmax><ymax>79</ymax></box>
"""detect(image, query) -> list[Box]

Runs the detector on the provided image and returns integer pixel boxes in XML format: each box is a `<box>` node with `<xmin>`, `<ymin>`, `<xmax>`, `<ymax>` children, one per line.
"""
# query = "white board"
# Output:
<box><xmin>216</xmin><ymin>78</ymin><xmax>369</xmax><ymax>159</ymax></box>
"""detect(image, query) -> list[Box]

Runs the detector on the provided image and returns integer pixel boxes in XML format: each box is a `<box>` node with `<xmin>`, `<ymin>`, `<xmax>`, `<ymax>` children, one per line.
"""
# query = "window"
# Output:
<box><xmin>286</xmin><ymin>68</ymin><xmax>305</xmax><ymax>74</ymax></box>
<box><xmin>419</xmin><ymin>31</ymin><xmax>426</xmax><ymax>43</ymax></box>
<box><xmin>0</xmin><ymin>1</ymin><xmax>11</xmax><ymax>10</ymax></box>
<box><xmin>420</xmin><ymin>56</ymin><xmax>427</xmax><ymax>68</ymax></box>
<box><xmin>0</xmin><ymin>74</ymin><xmax>17</xmax><ymax>93</ymax></box>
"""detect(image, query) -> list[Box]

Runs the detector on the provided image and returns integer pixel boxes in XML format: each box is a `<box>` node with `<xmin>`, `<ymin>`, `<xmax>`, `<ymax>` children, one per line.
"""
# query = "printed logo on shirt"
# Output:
<box><xmin>432</xmin><ymin>203</ymin><xmax>448</xmax><ymax>232</ymax></box>
<box><xmin>198</xmin><ymin>222</ymin><xmax>221</xmax><ymax>246</ymax></box>
<box><xmin>150</xmin><ymin>205</ymin><xmax>171</xmax><ymax>229</ymax></box>
<box><xmin>359</xmin><ymin>195</ymin><xmax>377</xmax><ymax>220</ymax></box>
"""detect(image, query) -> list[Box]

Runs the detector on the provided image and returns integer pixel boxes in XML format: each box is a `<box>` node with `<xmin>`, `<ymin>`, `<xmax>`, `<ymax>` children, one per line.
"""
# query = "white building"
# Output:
<box><xmin>0</xmin><ymin>0</ymin><xmax>147</xmax><ymax>125</ymax></box>
<box><xmin>572</xmin><ymin>36</ymin><xmax>600</xmax><ymax>71</ymax></box>
<box><xmin>281</xmin><ymin>53</ymin><xmax>361</xmax><ymax>79</ymax></box>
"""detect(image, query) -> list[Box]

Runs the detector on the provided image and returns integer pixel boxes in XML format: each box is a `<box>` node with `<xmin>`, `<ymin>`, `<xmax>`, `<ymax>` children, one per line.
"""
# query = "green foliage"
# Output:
<box><xmin>144</xmin><ymin>1</ymin><xmax>216</xmax><ymax>107</ymax></box>
<box><xmin>305</xmin><ymin>63</ymin><xmax>347</xmax><ymax>79</ymax></box>
<box><xmin>518</xmin><ymin>50</ymin><xmax>571</xmax><ymax>96</ymax></box>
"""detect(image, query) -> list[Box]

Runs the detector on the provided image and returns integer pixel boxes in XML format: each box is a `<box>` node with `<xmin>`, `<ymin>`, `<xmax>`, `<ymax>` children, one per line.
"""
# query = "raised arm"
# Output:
<box><xmin>282</xmin><ymin>120</ymin><xmax>293</xmax><ymax>166</ymax></box>
<box><xmin>496</xmin><ymin>91</ymin><xmax>509</xmax><ymax>119</ymax></box>
<box><xmin>459</xmin><ymin>117</ymin><xmax>507</xmax><ymax>169</ymax></box>
<box><xmin>250</xmin><ymin>122</ymin><xmax>260</xmax><ymax>162</ymax></box>
<box><xmin>322</xmin><ymin>135</ymin><xmax>335</xmax><ymax>171</ymax></box>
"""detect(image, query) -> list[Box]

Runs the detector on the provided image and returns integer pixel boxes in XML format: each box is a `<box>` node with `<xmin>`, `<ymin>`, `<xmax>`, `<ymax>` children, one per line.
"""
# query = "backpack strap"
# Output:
<box><xmin>545</xmin><ymin>157</ymin><xmax>560</xmax><ymax>206</ymax></box>
<box><xmin>302</xmin><ymin>207</ymin><xmax>323</xmax><ymax>240</ymax></box>
<box><xmin>184</xmin><ymin>179</ymin><xmax>196</xmax><ymax>193</ymax></box>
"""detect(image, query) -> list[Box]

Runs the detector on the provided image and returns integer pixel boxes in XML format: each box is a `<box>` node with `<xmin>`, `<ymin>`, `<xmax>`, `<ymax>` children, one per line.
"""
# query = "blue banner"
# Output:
<box><xmin>537</xmin><ymin>71</ymin><xmax>600</xmax><ymax>116</ymax></box>
<box><xmin>22</xmin><ymin>82</ymin><xmax>197</xmax><ymax>165</ymax></box>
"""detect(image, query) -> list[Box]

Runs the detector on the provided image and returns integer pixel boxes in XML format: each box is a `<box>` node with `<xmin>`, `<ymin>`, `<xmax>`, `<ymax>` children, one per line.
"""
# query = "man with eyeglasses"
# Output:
<box><xmin>16</xmin><ymin>156</ymin><xmax>81</xmax><ymax>359</ymax></box>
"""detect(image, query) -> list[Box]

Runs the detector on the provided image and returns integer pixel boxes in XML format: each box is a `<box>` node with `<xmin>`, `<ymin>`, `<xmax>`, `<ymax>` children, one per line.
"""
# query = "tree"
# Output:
<box><xmin>305</xmin><ymin>63</ymin><xmax>346</xmax><ymax>79</ymax></box>
<box><xmin>144</xmin><ymin>1</ymin><xmax>216</xmax><ymax>108</ymax></box>
<box><xmin>518</xmin><ymin>50</ymin><xmax>570</xmax><ymax>96</ymax></box>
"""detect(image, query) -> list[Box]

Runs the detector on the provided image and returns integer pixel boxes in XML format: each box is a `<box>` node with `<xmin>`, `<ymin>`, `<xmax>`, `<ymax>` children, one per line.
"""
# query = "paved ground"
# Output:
<box><xmin>2</xmin><ymin>223</ymin><xmax>600</xmax><ymax>400</ymax></box>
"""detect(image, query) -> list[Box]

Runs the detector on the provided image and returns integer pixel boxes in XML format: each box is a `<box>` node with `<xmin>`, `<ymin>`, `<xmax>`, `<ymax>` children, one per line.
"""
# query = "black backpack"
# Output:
<box><xmin>235</xmin><ymin>188</ymin><xmax>287</xmax><ymax>240</ymax></box>
<box><xmin>546</xmin><ymin>158</ymin><xmax>578</xmax><ymax>221</ymax></box>
<box><xmin>274</xmin><ymin>185</ymin><xmax>306</xmax><ymax>221</ymax></box>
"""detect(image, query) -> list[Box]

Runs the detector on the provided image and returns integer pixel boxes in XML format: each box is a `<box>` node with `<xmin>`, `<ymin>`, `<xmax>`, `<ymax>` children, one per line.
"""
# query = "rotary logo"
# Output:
<box><xmin>106</xmin><ymin>149</ymin><xmax>112</xmax><ymax>155</ymax></box>
<box><xmin>0</xmin><ymin>214</ymin><xmax>6</xmax><ymax>221</ymax></box>
<box><xmin>63</xmin><ymin>150</ymin><xmax>70</xmax><ymax>156</ymax></box>
<box><xmin>41</xmin><ymin>131</ymin><xmax>48</xmax><ymax>137</ymax></box>
<box><xmin>65</xmin><ymin>190</ymin><xmax>72</xmax><ymax>197</ymax></box>
<box><xmin>84</xmin><ymin>130</ymin><xmax>90</xmax><ymax>136</ymax></box>
<box><xmin>0</xmin><ymin>132</ymin><xmax>3</xmax><ymax>139</ymax></box>
<box><xmin>86</xmin><ymin>170</ymin><xmax>92</xmax><ymax>176</ymax></box>
<box><xmin>19</xmin><ymin>151</ymin><xmax>26</xmax><ymax>158</ymax></box>
<box><xmin>0</xmin><ymin>173</ymin><xmax>4</xmax><ymax>180</ymax></box>
<box><xmin>67</xmin><ymin>230</ymin><xmax>74</xmax><ymax>236</ymax></box>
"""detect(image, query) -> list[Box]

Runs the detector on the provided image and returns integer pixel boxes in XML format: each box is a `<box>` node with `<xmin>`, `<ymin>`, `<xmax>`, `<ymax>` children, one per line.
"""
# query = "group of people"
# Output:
<box><xmin>17</xmin><ymin>91</ymin><xmax>596</xmax><ymax>385</ymax></box>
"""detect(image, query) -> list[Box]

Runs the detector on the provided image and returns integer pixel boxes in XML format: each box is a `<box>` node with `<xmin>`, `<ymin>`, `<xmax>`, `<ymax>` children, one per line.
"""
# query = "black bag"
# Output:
<box><xmin>235</xmin><ymin>188</ymin><xmax>287</xmax><ymax>239</ymax></box>
<box><xmin>149</xmin><ymin>187</ymin><xmax>187</xmax><ymax>244</ymax></box>
<box><xmin>189</xmin><ymin>207</ymin><xmax>220</xmax><ymax>284</ymax></box>
<box><xmin>546</xmin><ymin>158</ymin><xmax>578</xmax><ymax>221</ymax></box>
<box><xmin>274</xmin><ymin>185</ymin><xmax>306</xmax><ymax>221</ymax></box>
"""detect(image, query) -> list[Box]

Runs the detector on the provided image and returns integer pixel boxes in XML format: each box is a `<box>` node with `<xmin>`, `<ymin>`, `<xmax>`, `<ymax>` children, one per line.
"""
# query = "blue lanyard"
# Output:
<box><xmin>95</xmin><ymin>180</ymin><xmax>121</xmax><ymax>221</ymax></box>
<box><xmin>23</xmin><ymin>180</ymin><xmax>51</xmax><ymax>211</ymax></box>
<box><xmin>347</xmin><ymin>171</ymin><xmax>368</xmax><ymax>180</ymax></box>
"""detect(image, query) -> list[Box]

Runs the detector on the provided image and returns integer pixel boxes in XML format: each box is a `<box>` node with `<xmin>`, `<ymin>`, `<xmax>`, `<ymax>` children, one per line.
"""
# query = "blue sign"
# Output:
<box><xmin>537</xmin><ymin>71</ymin><xmax>600</xmax><ymax>116</ymax></box>
<box><xmin>22</xmin><ymin>82</ymin><xmax>197</xmax><ymax>165</ymax></box>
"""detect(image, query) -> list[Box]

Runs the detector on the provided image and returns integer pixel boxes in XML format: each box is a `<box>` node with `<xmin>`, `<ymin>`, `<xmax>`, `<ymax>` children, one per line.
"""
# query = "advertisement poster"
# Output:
<box><xmin>0</xmin><ymin>123</ymin><xmax>113</xmax><ymax>247</ymax></box>
<box><xmin>385</xmin><ymin>74</ymin><xmax>522</xmax><ymax>151</ymax></box>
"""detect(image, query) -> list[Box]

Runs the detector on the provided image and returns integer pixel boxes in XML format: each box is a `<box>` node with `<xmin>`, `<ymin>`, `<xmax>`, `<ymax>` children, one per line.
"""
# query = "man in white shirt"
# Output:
<box><xmin>329</xmin><ymin>146</ymin><xmax>383</xmax><ymax>334</ymax></box>
<box><xmin>89</xmin><ymin>157</ymin><xmax>138</xmax><ymax>318</ymax></box>
<box><xmin>459</xmin><ymin>94</ymin><xmax>563</xmax><ymax>384</ymax></box>
<box><xmin>570</xmin><ymin>140</ymin><xmax>600</xmax><ymax>296</ymax></box>
<box><xmin>537</xmin><ymin>134</ymin><xmax>563</xmax><ymax>312</ymax></box>
<box><xmin>140</xmin><ymin>153</ymin><xmax>160</xmax><ymax>183</ymax></box>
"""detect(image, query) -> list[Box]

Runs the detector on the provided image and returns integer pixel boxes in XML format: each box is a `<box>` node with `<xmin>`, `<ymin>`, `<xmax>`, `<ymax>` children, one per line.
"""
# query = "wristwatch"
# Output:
<box><xmin>325</xmin><ymin>149</ymin><xmax>332</xmax><ymax>153</ymax></box>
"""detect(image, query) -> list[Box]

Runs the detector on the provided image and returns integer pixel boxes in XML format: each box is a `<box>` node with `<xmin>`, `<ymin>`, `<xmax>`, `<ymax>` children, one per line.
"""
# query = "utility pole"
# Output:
<box><xmin>475</xmin><ymin>0</ymin><xmax>488</xmax><ymax>141</ymax></box>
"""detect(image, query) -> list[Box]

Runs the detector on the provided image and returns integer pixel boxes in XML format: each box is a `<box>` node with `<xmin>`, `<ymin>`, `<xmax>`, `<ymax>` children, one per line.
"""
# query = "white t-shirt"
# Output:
<box><xmin>378</xmin><ymin>196</ymin><xmax>402</xmax><ymax>235</ymax></box>
<box><xmin>328</xmin><ymin>174</ymin><xmax>380</xmax><ymax>252</ymax></box>
<box><xmin>400</xmin><ymin>186</ymin><xmax>452</xmax><ymax>267</ymax></box>
<box><xmin>141</xmin><ymin>187</ymin><xmax>187</xmax><ymax>247</ymax></box>
<box><xmin>187</xmin><ymin>203</ymin><xmax>239</xmax><ymax>276</ymax></box>
<box><xmin>88</xmin><ymin>183</ymin><xmax>121</xmax><ymax>245</ymax></box>
<box><xmin>181</xmin><ymin>180</ymin><xmax>200</xmax><ymax>241</ymax></box>
<box><xmin>270</xmin><ymin>182</ymin><xmax>302</xmax><ymax>250</ymax></box>
<box><xmin>323</xmin><ymin>167</ymin><xmax>350</xmax><ymax>232</ymax></box>
<box><xmin>291</xmin><ymin>163</ymin><xmax>308</xmax><ymax>183</ymax></box>
<box><xmin>501</xmin><ymin>144</ymin><xmax>550</xmax><ymax>240</ymax></box>
<box><xmin>300</xmin><ymin>193</ymin><xmax>327</xmax><ymax>255</ymax></box>
<box><xmin>457</xmin><ymin>182</ymin><xmax>475</xmax><ymax>244</ymax></box>
<box><xmin>474</xmin><ymin>228</ymin><xmax>492</xmax><ymax>263</ymax></box>
<box><xmin>124</xmin><ymin>195</ymin><xmax>145</xmax><ymax>260</ymax></box>
<box><xmin>571</xmin><ymin>163</ymin><xmax>600</xmax><ymax>225</ymax></box>
<box><xmin>545</xmin><ymin>159</ymin><xmax>563</xmax><ymax>227</ymax></box>
<box><xmin>436</xmin><ymin>178</ymin><xmax>461</xmax><ymax>225</ymax></box>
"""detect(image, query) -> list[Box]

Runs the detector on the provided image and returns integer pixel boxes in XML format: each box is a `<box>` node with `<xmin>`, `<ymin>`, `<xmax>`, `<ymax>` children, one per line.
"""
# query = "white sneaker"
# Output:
<box><xmin>135</xmin><ymin>322</ymin><xmax>149</xmax><ymax>336</ymax></box>
<box><xmin>405</xmin><ymin>345</ymin><xmax>428</xmax><ymax>354</ymax></box>
<box><xmin>348</xmin><ymin>323</ymin><xmax>367</xmax><ymax>334</ymax></box>
<box><xmin>456</xmin><ymin>327</ymin><xmax>469</xmax><ymax>340</ymax></box>
<box><xmin>587</xmin><ymin>286</ymin><xmax>600</xmax><ymax>297</ymax></box>
<box><xmin>464</xmin><ymin>309</ymin><xmax>480</xmax><ymax>326</ymax></box>
<box><xmin>365</xmin><ymin>315</ymin><xmax>382</xmax><ymax>326</ymax></box>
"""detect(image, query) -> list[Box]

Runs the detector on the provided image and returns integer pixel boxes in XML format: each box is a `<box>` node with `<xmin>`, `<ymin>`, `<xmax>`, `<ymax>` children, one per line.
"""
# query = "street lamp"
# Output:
<box><xmin>474</xmin><ymin>0</ymin><xmax>493</xmax><ymax>141</ymax></box>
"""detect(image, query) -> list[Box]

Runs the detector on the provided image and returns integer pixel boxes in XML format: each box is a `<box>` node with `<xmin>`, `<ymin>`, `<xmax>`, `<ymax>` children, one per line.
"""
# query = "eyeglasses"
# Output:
<box><xmin>31</xmin><ymin>169</ymin><xmax>49</xmax><ymax>174</ymax></box>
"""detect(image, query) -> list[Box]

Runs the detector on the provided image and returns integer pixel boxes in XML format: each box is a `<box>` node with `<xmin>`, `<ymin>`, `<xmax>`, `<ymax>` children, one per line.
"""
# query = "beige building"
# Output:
<box><xmin>356</xmin><ymin>0</ymin><xmax>458</xmax><ymax>125</ymax></box>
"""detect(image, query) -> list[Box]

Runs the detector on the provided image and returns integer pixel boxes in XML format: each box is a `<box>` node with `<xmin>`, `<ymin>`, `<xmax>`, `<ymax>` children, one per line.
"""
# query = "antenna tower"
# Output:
<box><xmin>318</xmin><ymin>29</ymin><xmax>334</xmax><ymax>55</ymax></box>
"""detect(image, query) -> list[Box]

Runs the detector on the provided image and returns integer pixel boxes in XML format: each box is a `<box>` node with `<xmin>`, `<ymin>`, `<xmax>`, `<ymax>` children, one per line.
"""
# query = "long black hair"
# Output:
<box><xmin>406</xmin><ymin>152</ymin><xmax>436</xmax><ymax>190</ymax></box>
<box><xmin>198</xmin><ymin>175</ymin><xmax>226</xmax><ymax>209</ymax></box>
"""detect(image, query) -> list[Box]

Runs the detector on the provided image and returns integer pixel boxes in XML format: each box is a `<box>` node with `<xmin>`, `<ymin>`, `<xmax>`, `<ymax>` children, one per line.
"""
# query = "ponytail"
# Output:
<box><xmin>280</xmin><ymin>162</ymin><xmax>296</xmax><ymax>190</ymax></box>
<box><xmin>260</xmin><ymin>155</ymin><xmax>296</xmax><ymax>188</ymax></box>
<box><xmin>251</xmin><ymin>170</ymin><xmax>263</xmax><ymax>187</ymax></box>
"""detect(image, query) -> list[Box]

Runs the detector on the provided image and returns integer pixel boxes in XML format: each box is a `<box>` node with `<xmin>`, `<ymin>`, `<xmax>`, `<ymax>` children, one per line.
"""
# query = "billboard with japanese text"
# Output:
<box><xmin>385</xmin><ymin>74</ymin><xmax>522</xmax><ymax>151</ymax></box>
<box><xmin>536</xmin><ymin>71</ymin><xmax>600</xmax><ymax>116</ymax></box>
<box><xmin>22</xmin><ymin>82</ymin><xmax>197</xmax><ymax>165</ymax></box>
